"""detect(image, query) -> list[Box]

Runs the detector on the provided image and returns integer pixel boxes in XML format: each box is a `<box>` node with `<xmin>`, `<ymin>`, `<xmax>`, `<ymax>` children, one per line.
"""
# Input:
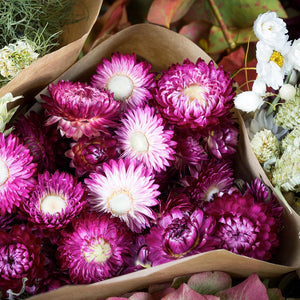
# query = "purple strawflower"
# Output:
<box><xmin>0</xmin><ymin>225</ymin><xmax>45</xmax><ymax>297</ymax></box>
<box><xmin>206</xmin><ymin>189</ymin><xmax>280</xmax><ymax>261</ymax></box>
<box><xmin>22</xmin><ymin>170</ymin><xmax>86</xmax><ymax>230</ymax></box>
<box><xmin>154</xmin><ymin>58</ymin><xmax>235</xmax><ymax>133</ymax></box>
<box><xmin>57</xmin><ymin>212</ymin><xmax>137</xmax><ymax>284</ymax></box>
<box><xmin>146</xmin><ymin>208</ymin><xmax>216</xmax><ymax>266</ymax></box>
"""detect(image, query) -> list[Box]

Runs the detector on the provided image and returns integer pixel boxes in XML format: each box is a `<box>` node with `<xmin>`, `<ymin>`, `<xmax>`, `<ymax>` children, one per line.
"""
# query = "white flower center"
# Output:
<box><xmin>183</xmin><ymin>84</ymin><xmax>206</xmax><ymax>105</ymax></box>
<box><xmin>41</xmin><ymin>194</ymin><xmax>67</xmax><ymax>214</ymax></box>
<box><xmin>0</xmin><ymin>159</ymin><xmax>9</xmax><ymax>186</ymax></box>
<box><xmin>130</xmin><ymin>131</ymin><xmax>149</xmax><ymax>153</ymax></box>
<box><xmin>109</xmin><ymin>190</ymin><xmax>132</xmax><ymax>215</ymax></box>
<box><xmin>107</xmin><ymin>75</ymin><xmax>134</xmax><ymax>101</ymax></box>
<box><xmin>83</xmin><ymin>238</ymin><xmax>112</xmax><ymax>263</ymax></box>
<box><xmin>204</xmin><ymin>186</ymin><xmax>220</xmax><ymax>202</ymax></box>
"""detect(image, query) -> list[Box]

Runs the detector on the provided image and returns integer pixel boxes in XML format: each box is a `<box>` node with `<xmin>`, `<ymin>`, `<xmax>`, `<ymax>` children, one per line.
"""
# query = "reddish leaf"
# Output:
<box><xmin>129</xmin><ymin>292</ymin><xmax>154</xmax><ymax>300</ymax></box>
<box><xmin>179</xmin><ymin>21</ymin><xmax>211</xmax><ymax>43</ymax></box>
<box><xmin>218</xmin><ymin>273</ymin><xmax>269</xmax><ymax>300</ymax></box>
<box><xmin>151</xmin><ymin>287</ymin><xmax>176</xmax><ymax>300</ymax></box>
<box><xmin>147</xmin><ymin>0</ymin><xmax>195</xmax><ymax>28</ymax></box>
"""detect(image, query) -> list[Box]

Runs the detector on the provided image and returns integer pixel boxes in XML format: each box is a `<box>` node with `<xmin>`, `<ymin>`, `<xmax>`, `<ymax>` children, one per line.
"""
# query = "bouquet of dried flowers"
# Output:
<box><xmin>234</xmin><ymin>11</ymin><xmax>300</xmax><ymax>215</ymax></box>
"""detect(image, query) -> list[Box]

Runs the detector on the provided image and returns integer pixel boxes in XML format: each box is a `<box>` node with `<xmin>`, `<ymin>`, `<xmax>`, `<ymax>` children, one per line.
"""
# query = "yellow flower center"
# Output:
<box><xmin>0</xmin><ymin>159</ymin><xmax>9</xmax><ymax>186</ymax></box>
<box><xmin>183</xmin><ymin>84</ymin><xmax>206</xmax><ymax>105</ymax></box>
<box><xmin>108</xmin><ymin>189</ymin><xmax>133</xmax><ymax>215</ymax></box>
<box><xmin>269</xmin><ymin>51</ymin><xmax>284</xmax><ymax>68</ymax></box>
<box><xmin>107</xmin><ymin>74</ymin><xmax>134</xmax><ymax>101</ymax></box>
<box><xmin>40</xmin><ymin>194</ymin><xmax>67</xmax><ymax>214</ymax></box>
<box><xmin>130</xmin><ymin>131</ymin><xmax>149</xmax><ymax>153</ymax></box>
<box><xmin>83</xmin><ymin>238</ymin><xmax>112</xmax><ymax>263</ymax></box>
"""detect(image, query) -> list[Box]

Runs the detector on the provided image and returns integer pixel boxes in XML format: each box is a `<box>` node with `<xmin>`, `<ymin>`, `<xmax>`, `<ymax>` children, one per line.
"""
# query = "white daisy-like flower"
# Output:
<box><xmin>115</xmin><ymin>105</ymin><xmax>176</xmax><ymax>173</ymax></box>
<box><xmin>252</xmin><ymin>77</ymin><xmax>267</xmax><ymax>96</ymax></box>
<box><xmin>256</xmin><ymin>40</ymin><xmax>292</xmax><ymax>90</ymax></box>
<box><xmin>85</xmin><ymin>158</ymin><xmax>160</xmax><ymax>233</ymax></box>
<box><xmin>279</xmin><ymin>83</ymin><xmax>297</xmax><ymax>100</ymax></box>
<box><xmin>253</xmin><ymin>11</ymin><xmax>288</xmax><ymax>47</ymax></box>
<box><xmin>288</xmin><ymin>38</ymin><xmax>300</xmax><ymax>72</ymax></box>
<box><xmin>234</xmin><ymin>90</ymin><xmax>264</xmax><ymax>113</ymax></box>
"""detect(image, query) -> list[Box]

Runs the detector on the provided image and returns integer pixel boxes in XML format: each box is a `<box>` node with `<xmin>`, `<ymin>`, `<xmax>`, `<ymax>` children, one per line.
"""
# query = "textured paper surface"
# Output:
<box><xmin>0</xmin><ymin>0</ymin><xmax>103</xmax><ymax>100</ymax></box>
<box><xmin>30</xmin><ymin>24</ymin><xmax>300</xmax><ymax>300</ymax></box>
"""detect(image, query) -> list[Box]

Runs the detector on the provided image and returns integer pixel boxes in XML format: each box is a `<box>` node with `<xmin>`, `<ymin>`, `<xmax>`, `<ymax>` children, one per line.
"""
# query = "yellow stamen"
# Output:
<box><xmin>269</xmin><ymin>51</ymin><xmax>284</xmax><ymax>68</ymax></box>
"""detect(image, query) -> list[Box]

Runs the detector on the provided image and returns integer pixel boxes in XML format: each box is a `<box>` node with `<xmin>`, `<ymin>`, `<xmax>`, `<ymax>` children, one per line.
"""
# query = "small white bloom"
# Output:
<box><xmin>252</xmin><ymin>77</ymin><xmax>267</xmax><ymax>96</ymax></box>
<box><xmin>256</xmin><ymin>40</ymin><xmax>292</xmax><ymax>90</ymax></box>
<box><xmin>253</xmin><ymin>11</ymin><xmax>288</xmax><ymax>47</ymax></box>
<box><xmin>288</xmin><ymin>38</ymin><xmax>300</xmax><ymax>72</ymax></box>
<box><xmin>279</xmin><ymin>83</ymin><xmax>297</xmax><ymax>100</ymax></box>
<box><xmin>234</xmin><ymin>90</ymin><xmax>264</xmax><ymax>113</ymax></box>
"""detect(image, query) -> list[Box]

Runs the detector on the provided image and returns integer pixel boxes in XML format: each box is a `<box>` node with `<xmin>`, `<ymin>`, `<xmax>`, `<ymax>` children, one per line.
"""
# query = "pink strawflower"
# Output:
<box><xmin>57</xmin><ymin>212</ymin><xmax>136</xmax><ymax>284</ymax></box>
<box><xmin>205</xmin><ymin>120</ymin><xmax>239</xmax><ymax>159</ymax></box>
<box><xmin>41</xmin><ymin>80</ymin><xmax>120</xmax><ymax>140</ymax></box>
<box><xmin>0</xmin><ymin>213</ymin><xmax>16</xmax><ymax>231</ymax></box>
<box><xmin>0</xmin><ymin>225</ymin><xmax>45</xmax><ymax>297</ymax></box>
<box><xmin>22</xmin><ymin>170</ymin><xmax>86</xmax><ymax>230</ymax></box>
<box><xmin>91</xmin><ymin>52</ymin><xmax>156</xmax><ymax>110</ymax></box>
<box><xmin>115</xmin><ymin>106</ymin><xmax>176</xmax><ymax>173</ymax></box>
<box><xmin>85</xmin><ymin>158</ymin><xmax>160</xmax><ymax>232</ymax></box>
<box><xmin>154</xmin><ymin>58</ymin><xmax>235</xmax><ymax>133</ymax></box>
<box><xmin>0</xmin><ymin>133</ymin><xmax>36</xmax><ymax>216</ymax></box>
<box><xmin>206</xmin><ymin>189</ymin><xmax>280</xmax><ymax>261</ymax></box>
<box><xmin>182</xmin><ymin>160</ymin><xmax>234</xmax><ymax>206</ymax></box>
<box><xmin>146</xmin><ymin>208</ymin><xmax>216</xmax><ymax>266</ymax></box>
<box><xmin>65</xmin><ymin>134</ymin><xmax>118</xmax><ymax>177</ymax></box>
<box><xmin>15</xmin><ymin>111</ymin><xmax>58</xmax><ymax>173</ymax></box>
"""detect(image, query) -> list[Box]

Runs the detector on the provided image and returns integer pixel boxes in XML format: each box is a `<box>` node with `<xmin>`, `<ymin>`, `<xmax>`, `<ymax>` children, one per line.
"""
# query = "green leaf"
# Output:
<box><xmin>147</xmin><ymin>0</ymin><xmax>196</xmax><ymax>28</ymax></box>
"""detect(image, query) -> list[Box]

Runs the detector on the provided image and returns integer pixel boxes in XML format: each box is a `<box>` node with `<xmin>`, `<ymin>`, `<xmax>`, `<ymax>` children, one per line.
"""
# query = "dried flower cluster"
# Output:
<box><xmin>0</xmin><ymin>52</ymin><xmax>283</xmax><ymax>297</ymax></box>
<box><xmin>234</xmin><ymin>11</ymin><xmax>300</xmax><ymax>213</ymax></box>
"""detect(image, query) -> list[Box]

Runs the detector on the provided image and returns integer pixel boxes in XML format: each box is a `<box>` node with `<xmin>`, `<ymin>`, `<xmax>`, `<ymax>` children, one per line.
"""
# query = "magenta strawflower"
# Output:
<box><xmin>41</xmin><ymin>80</ymin><xmax>120</xmax><ymax>140</ymax></box>
<box><xmin>22</xmin><ymin>170</ymin><xmax>86</xmax><ymax>230</ymax></box>
<box><xmin>205</xmin><ymin>121</ymin><xmax>239</xmax><ymax>159</ymax></box>
<box><xmin>115</xmin><ymin>106</ymin><xmax>176</xmax><ymax>173</ymax></box>
<box><xmin>65</xmin><ymin>134</ymin><xmax>118</xmax><ymax>177</ymax></box>
<box><xmin>15</xmin><ymin>111</ymin><xmax>58</xmax><ymax>173</ymax></box>
<box><xmin>57</xmin><ymin>212</ymin><xmax>136</xmax><ymax>284</ymax></box>
<box><xmin>0</xmin><ymin>133</ymin><xmax>36</xmax><ymax>216</ymax></box>
<box><xmin>146</xmin><ymin>208</ymin><xmax>216</xmax><ymax>266</ymax></box>
<box><xmin>85</xmin><ymin>158</ymin><xmax>160</xmax><ymax>233</ymax></box>
<box><xmin>154</xmin><ymin>58</ymin><xmax>235</xmax><ymax>133</ymax></box>
<box><xmin>91</xmin><ymin>52</ymin><xmax>156</xmax><ymax>110</ymax></box>
<box><xmin>0</xmin><ymin>225</ymin><xmax>45</xmax><ymax>297</ymax></box>
<box><xmin>182</xmin><ymin>160</ymin><xmax>234</xmax><ymax>206</ymax></box>
<box><xmin>206</xmin><ymin>189</ymin><xmax>280</xmax><ymax>261</ymax></box>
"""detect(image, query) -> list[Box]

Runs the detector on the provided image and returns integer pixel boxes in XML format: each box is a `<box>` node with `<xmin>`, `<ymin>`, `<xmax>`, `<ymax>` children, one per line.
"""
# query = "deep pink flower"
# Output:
<box><xmin>0</xmin><ymin>133</ymin><xmax>36</xmax><ymax>216</ymax></box>
<box><xmin>115</xmin><ymin>106</ymin><xmax>176</xmax><ymax>173</ymax></box>
<box><xmin>206</xmin><ymin>189</ymin><xmax>280</xmax><ymax>261</ymax></box>
<box><xmin>22</xmin><ymin>170</ymin><xmax>86</xmax><ymax>230</ymax></box>
<box><xmin>57</xmin><ymin>212</ymin><xmax>136</xmax><ymax>284</ymax></box>
<box><xmin>91</xmin><ymin>52</ymin><xmax>156</xmax><ymax>110</ymax></box>
<box><xmin>0</xmin><ymin>225</ymin><xmax>45</xmax><ymax>297</ymax></box>
<box><xmin>182</xmin><ymin>160</ymin><xmax>234</xmax><ymax>206</ymax></box>
<box><xmin>154</xmin><ymin>58</ymin><xmax>235</xmax><ymax>133</ymax></box>
<box><xmin>146</xmin><ymin>208</ymin><xmax>216</xmax><ymax>266</ymax></box>
<box><xmin>85</xmin><ymin>158</ymin><xmax>160</xmax><ymax>233</ymax></box>
<box><xmin>41</xmin><ymin>80</ymin><xmax>120</xmax><ymax>140</ymax></box>
<box><xmin>65</xmin><ymin>134</ymin><xmax>118</xmax><ymax>177</ymax></box>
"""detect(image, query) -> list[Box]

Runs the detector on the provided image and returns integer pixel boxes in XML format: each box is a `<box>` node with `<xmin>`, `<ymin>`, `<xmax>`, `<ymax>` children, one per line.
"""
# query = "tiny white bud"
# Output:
<box><xmin>279</xmin><ymin>83</ymin><xmax>296</xmax><ymax>100</ymax></box>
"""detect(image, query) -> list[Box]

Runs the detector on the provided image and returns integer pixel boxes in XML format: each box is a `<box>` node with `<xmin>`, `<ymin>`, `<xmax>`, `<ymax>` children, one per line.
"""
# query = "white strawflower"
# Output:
<box><xmin>272</xmin><ymin>147</ymin><xmax>300</xmax><ymax>192</ymax></box>
<box><xmin>279</xmin><ymin>83</ymin><xmax>296</xmax><ymax>100</ymax></box>
<box><xmin>256</xmin><ymin>40</ymin><xmax>292</xmax><ymax>90</ymax></box>
<box><xmin>250</xmin><ymin>129</ymin><xmax>280</xmax><ymax>163</ymax></box>
<box><xmin>234</xmin><ymin>90</ymin><xmax>264</xmax><ymax>113</ymax></box>
<box><xmin>0</xmin><ymin>39</ymin><xmax>39</xmax><ymax>79</ymax></box>
<box><xmin>253</xmin><ymin>11</ymin><xmax>288</xmax><ymax>47</ymax></box>
<box><xmin>288</xmin><ymin>38</ymin><xmax>300</xmax><ymax>71</ymax></box>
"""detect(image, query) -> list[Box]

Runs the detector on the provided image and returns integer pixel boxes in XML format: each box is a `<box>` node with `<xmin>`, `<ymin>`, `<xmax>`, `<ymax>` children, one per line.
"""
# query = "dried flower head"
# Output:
<box><xmin>250</xmin><ymin>129</ymin><xmax>280</xmax><ymax>164</ymax></box>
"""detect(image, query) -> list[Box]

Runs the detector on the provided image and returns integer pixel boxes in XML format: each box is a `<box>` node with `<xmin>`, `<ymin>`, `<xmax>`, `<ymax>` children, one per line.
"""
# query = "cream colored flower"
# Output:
<box><xmin>256</xmin><ymin>40</ymin><xmax>292</xmax><ymax>90</ymax></box>
<box><xmin>279</xmin><ymin>83</ymin><xmax>297</xmax><ymax>100</ymax></box>
<box><xmin>288</xmin><ymin>38</ymin><xmax>300</xmax><ymax>71</ymax></box>
<box><xmin>272</xmin><ymin>147</ymin><xmax>300</xmax><ymax>192</ymax></box>
<box><xmin>0</xmin><ymin>39</ymin><xmax>39</xmax><ymax>79</ymax></box>
<box><xmin>281</xmin><ymin>127</ymin><xmax>300</xmax><ymax>151</ymax></box>
<box><xmin>253</xmin><ymin>11</ymin><xmax>288</xmax><ymax>47</ymax></box>
<box><xmin>250</xmin><ymin>129</ymin><xmax>280</xmax><ymax>163</ymax></box>
<box><xmin>234</xmin><ymin>90</ymin><xmax>264</xmax><ymax>113</ymax></box>
<box><xmin>275</xmin><ymin>92</ymin><xmax>300</xmax><ymax>129</ymax></box>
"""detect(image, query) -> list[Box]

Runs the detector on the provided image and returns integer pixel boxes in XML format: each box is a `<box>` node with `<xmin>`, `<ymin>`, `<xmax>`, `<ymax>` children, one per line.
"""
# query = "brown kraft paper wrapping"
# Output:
<box><xmin>0</xmin><ymin>0</ymin><xmax>103</xmax><ymax>101</ymax></box>
<box><xmin>29</xmin><ymin>24</ymin><xmax>300</xmax><ymax>300</ymax></box>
